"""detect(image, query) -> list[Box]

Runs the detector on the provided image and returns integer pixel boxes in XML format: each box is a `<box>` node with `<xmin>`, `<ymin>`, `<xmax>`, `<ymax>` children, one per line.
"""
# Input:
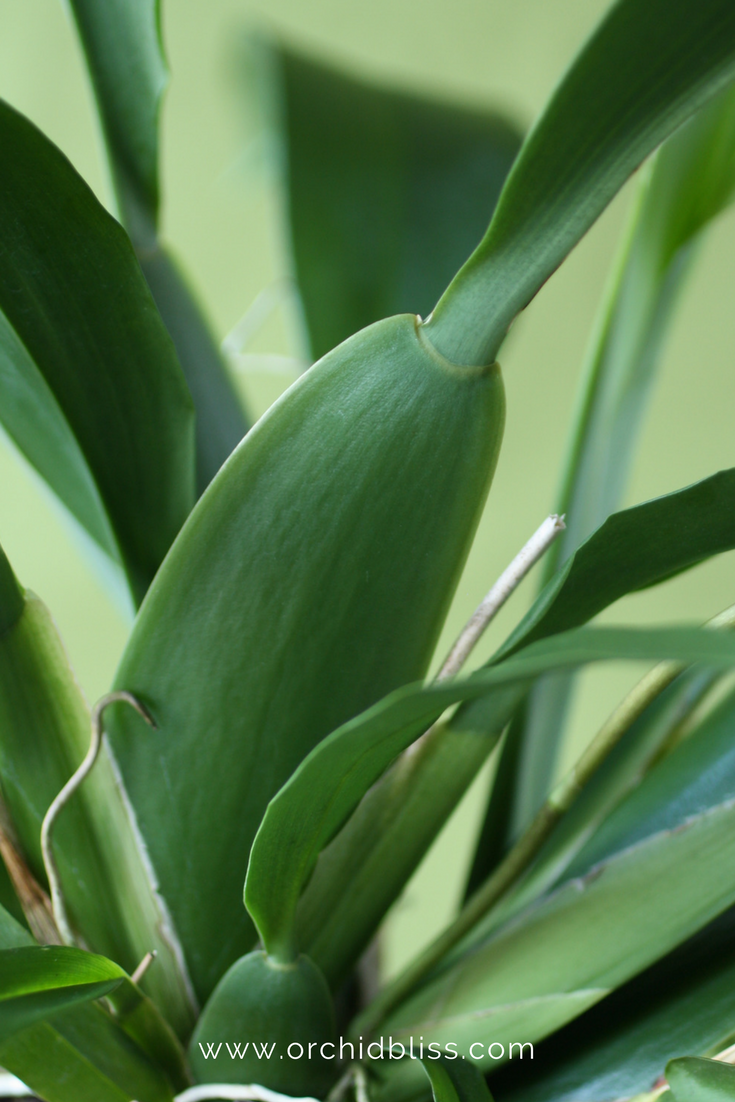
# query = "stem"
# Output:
<box><xmin>131</xmin><ymin>949</ymin><xmax>157</xmax><ymax>985</ymax></box>
<box><xmin>355</xmin><ymin>602</ymin><xmax>735</xmax><ymax>1035</ymax></box>
<box><xmin>436</xmin><ymin>515</ymin><xmax>566</xmax><ymax>682</ymax></box>
<box><xmin>40</xmin><ymin>691</ymin><xmax>155</xmax><ymax>945</ymax></box>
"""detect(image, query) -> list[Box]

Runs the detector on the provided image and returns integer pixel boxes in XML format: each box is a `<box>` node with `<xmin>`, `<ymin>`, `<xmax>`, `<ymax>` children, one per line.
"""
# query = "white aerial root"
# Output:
<box><xmin>436</xmin><ymin>513</ymin><xmax>566</xmax><ymax>681</ymax></box>
<box><xmin>174</xmin><ymin>1087</ymin><xmax>320</xmax><ymax>1102</ymax></box>
<box><xmin>40</xmin><ymin>691</ymin><xmax>155</xmax><ymax>945</ymax></box>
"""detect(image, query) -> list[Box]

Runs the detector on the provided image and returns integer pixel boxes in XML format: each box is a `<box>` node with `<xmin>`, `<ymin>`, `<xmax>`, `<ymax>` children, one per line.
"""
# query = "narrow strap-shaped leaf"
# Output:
<box><xmin>481</xmin><ymin>84</ymin><xmax>735</xmax><ymax>856</ymax></box>
<box><xmin>107</xmin><ymin>313</ymin><xmax>504</xmax><ymax>1002</ymax></box>
<box><xmin>488</xmin><ymin>904</ymin><xmax>735</xmax><ymax>1102</ymax></box>
<box><xmin>379</xmin><ymin>799</ymin><xmax>735</xmax><ymax>1085</ymax></box>
<box><xmin>260</xmin><ymin>39</ymin><xmax>522</xmax><ymax>361</ymax></box>
<box><xmin>249</xmin><ymin>625</ymin><xmax>735</xmax><ymax>974</ymax></box>
<box><xmin>0</xmin><ymin>548</ymin><xmax>196</xmax><ymax>1036</ymax></box>
<box><xmin>421</xmin><ymin>1054</ymin><xmax>495</xmax><ymax>1102</ymax></box>
<box><xmin>65</xmin><ymin>0</ymin><xmax>164</xmax><ymax>237</ymax></box>
<box><xmin>0</xmin><ymin>904</ymin><xmax>173</xmax><ymax>1102</ymax></box>
<box><xmin>0</xmin><ymin>1006</ymin><xmax>175</xmax><ymax>1102</ymax></box>
<box><xmin>424</xmin><ymin>0</ymin><xmax>735</xmax><ymax>365</ymax></box>
<box><xmin>0</xmin><ymin>946</ymin><xmax>124</xmax><ymax>1044</ymax></box>
<box><xmin>0</xmin><ymin>100</ymin><xmax>195</xmax><ymax>603</ymax></box>
<box><xmin>667</xmin><ymin>1057</ymin><xmax>735</xmax><ymax>1102</ymax></box>
<box><xmin>494</xmin><ymin>468</ymin><xmax>735</xmax><ymax>660</ymax></box>
<box><xmin>293</xmin><ymin>471</ymin><xmax>735</xmax><ymax>985</ymax></box>
<box><xmin>67</xmin><ymin>0</ymin><xmax>249</xmax><ymax>491</ymax></box>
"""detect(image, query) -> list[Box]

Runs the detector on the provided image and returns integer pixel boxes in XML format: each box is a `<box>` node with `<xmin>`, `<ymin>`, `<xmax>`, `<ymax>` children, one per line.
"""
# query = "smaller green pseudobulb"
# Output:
<box><xmin>189</xmin><ymin>950</ymin><xmax>337</xmax><ymax>1095</ymax></box>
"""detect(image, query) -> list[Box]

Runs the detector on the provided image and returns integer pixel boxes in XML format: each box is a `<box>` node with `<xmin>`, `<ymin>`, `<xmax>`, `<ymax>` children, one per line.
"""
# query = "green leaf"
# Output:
<box><xmin>421</xmin><ymin>1054</ymin><xmax>495</xmax><ymax>1102</ymax></box>
<box><xmin>668</xmin><ymin>1057</ymin><xmax>735</xmax><ymax>1102</ymax></box>
<box><xmin>0</xmin><ymin>552</ymin><xmax>196</xmax><ymax>1036</ymax></box>
<box><xmin>0</xmin><ymin>100</ymin><xmax>195</xmax><ymax>603</ymax></box>
<box><xmin>0</xmin><ymin>904</ymin><xmax>174</xmax><ymax>1102</ymax></box>
<box><xmin>0</xmin><ymin>1006</ymin><xmax>175</xmax><ymax>1102</ymax></box>
<box><xmin>487</xmin><ymin>904</ymin><xmax>735</xmax><ymax>1102</ymax></box>
<box><xmin>67</xmin><ymin>3</ymin><xmax>249</xmax><ymax>491</ymax></box>
<box><xmin>251</xmin><ymin>625</ymin><xmax>735</xmax><ymax>982</ymax></box>
<box><xmin>484</xmin><ymin>81</ymin><xmax>735</xmax><ymax>855</ymax></box>
<box><xmin>294</xmin><ymin>471</ymin><xmax>735</xmax><ymax>985</ymax></box>
<box><xmin>424</xmin><ymin>0</ymin><xmax>735</xmax><ymax>366</ymax></box>
<box><xmin>65</xmin><ymin>0</ymin><xmax>165</xmax><ymax>237</ymax></box>
<box><xmin>107</xmin><ymin>313</ymin><xmax>505</xmax><ymax>1002</ymax></box>
<box><xmin>261</xmin><ymin>40</ymin><xmax>522</xmax><ymax>360</ymax></box>
<box><xmin>137</xmin><ymin>246</ymin><xmax>249</xmax><ymax>493</ymax></box>
<box><xmin>496</xmin><ymin>468</ymin><xmax>735</xmax><ymax>661</ymax></box>
<box><xmin>380</xmin><ymin>797</ymin><xmax>735</xmax><ymax>1083</ymax></box>
<box><xmin>0</xmin><ymin>946</ymin><xmax>124</xmax><ymax>1044</ymax></box>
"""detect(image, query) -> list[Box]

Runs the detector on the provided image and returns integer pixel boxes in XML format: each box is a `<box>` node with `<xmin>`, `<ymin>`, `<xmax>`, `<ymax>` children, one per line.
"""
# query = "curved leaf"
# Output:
<box><xmin>250</xmin><ymin>625</ymin><xmax>735</xmax><ymax>977</ymax></box>
<box><xmin>421</xmin><ymin>1054</ymin><xmax>495</xmax><ymax>1102</ymax></box>
<box><xmin>482</xmin><ymin>81</ymin><xmax>735</xmax><ymax>858</ymax></box>
<box><xmin>107</xmin><ymin>314</ymin><xmax>504</xmax><ymax>1001</ymax></box>
<box><xmin>668</xmin><ymin>1057</ymin><xmax>735</xmax><ymax>1102</ymax></box>
<box><xmin>0</xmin><ymin>546</ymin><xmax>196</xmax><ymax>1036</ymax></box>
<box><xmin>0</xmin><ymin>946</ymin><xmax>124</xmax><ymax>1044</ymax></box>
<box><xmin>380</xmin><ymin>798</ymin><xmax>735</xmax><ymax>1090</ymax></box>
<box><xmin>488</xmin><ymin>904</ymin><xmax>735</xmax><ymax>1102</ymax></box>
<box><xmin>67</xmin><ymin>2</ymin><xmax>249</xmax><ymax>491</ymax></box>
<box><xmin>424</xmin><ymin>0</ymin><xmax>735</xmax><ymax>365</ymax></box>
<box><xmin>0</xmin><ymin>100</ymin><xmax>195</xmax><ymax>602</ymax></box>
<box><xmin>260</xmin><ymin>40</ymin><xmax>522</xmax><ymax>360</ymax></box>
<box><xmin>293</xmin><ymin>471</ymin><xmax>735</xmax><ymax>985</ymax></box>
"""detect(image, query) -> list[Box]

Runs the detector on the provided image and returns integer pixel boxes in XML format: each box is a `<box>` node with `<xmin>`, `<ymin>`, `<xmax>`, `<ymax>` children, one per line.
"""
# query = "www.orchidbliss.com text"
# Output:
<box><xmin>196</xmin><ymin>1038</ymin><xmax>534</xmax><ymax>1062</ymax></box>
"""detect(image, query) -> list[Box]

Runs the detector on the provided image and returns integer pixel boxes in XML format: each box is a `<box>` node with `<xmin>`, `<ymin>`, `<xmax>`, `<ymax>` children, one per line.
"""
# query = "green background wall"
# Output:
<box><xmin>0</xmin><ymin>0</ymin><xmax>734</xmax><ymax>978</ymax></box>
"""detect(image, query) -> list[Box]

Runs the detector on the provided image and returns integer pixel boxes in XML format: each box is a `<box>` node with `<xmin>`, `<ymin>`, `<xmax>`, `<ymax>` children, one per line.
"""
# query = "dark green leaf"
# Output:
<box><xmin>0</xmin><ymin>549</ymin><xmax>196</xmax><ymax>1036</ymax></box>
<box><xmin>0</xmin><ymin>100</ymin><xmax>195</xmax><ymax>603</ymax></box>
<box><xmin>107</xmin><ymin>313</ymin><xmax>505</xmax><ymax>1002</ymax></box>
<box><xmin>421</xmin><ymin>1054</ymin><xmax>495</xmax><ymax>1102</ymax></box>
<box><xmin>137</xmin><ymin>246</ymin><xmax>249</xmax><ymax>493</ymax></box>
<box><xmin>424</xmin><ymin>0</ymin><xmax>735</xmax><ymax>365</ymax></box>
<box><xmin>66</xmin><ymin>0</ymin><xmax>165</xmax><ymax>237</ymax></box>
<box><xmin>260</xmin><ymin>40</ymin><xmax>521</xmax><ymax>360</ymax></box>
<box><xmin>67</xmin><ymin>1</ymin><xmax>250</xmax><ymax>491</ymax></box>
<box><xmin>668</xmin><ymin>1057</ymin><xmax>735</xmax><ymax>1102</ymax></box>
<box><xmin>0</xmin><ymin>946</ymin><xmax>124</xmax><ymax>1044</ymax></box>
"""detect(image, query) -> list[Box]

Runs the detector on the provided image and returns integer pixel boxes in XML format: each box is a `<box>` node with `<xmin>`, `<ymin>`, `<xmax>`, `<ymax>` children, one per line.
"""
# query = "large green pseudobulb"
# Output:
<box><xmin>107</xmin><ymin>313</ymin><xmax>505</xmax><ymax>1003</ymax></box>
<box><xmin>189</xmin><ymin>950</ymin><xmax>336</xmax><ymax>1092</ymax></box>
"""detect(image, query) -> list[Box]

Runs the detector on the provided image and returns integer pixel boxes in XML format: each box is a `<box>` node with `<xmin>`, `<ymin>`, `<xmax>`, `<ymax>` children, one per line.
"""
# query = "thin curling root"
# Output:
<box><xmin>40</xmin><ymin>691</ymin><xmax>156</xmax><ymax>946</ymax></box>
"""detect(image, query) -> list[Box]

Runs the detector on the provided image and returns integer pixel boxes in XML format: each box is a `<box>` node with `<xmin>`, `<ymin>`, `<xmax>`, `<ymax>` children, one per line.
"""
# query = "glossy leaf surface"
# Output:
<box><xmin>0</xmin><ymin>904</ymin><xmax>174</xmax><ymax>1102</ymax></box>
<box><xmin>108</xmin><ymin>314</ymin><xmax>505</xmax><ymax>1001</ymax></box>
<box><xmin>0</xmin><ymin>946</ymin><xmax>124</xmax><ymax>1044</ymax></box>
<box><xmin>425</xmin><ymin>0</ymin><xmax>735</xmax><ymax>365</ymax></box>
<box><xmin>421</xmin><ymin>1054</ymin><xmax>495</xmax><ymax>1102</ymax></box>
<box><xmin>0</xmin><ymin>549</ymin><xmax>195</xmax><ymax>1036</ymax></box>
<box><xmin>264</xmin><ymin>41</ymin><xmax>521</xmax><ymax>360</ymax></box>
<box><xmin>667</xmin><ymin>1057</ymin><xmax>735</xmax><ymax>1102</ymax></box>
<box><xmin>0</xmin><ymin>100</ymin><xmax>194</xmax><ymax>602</ymax></box>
